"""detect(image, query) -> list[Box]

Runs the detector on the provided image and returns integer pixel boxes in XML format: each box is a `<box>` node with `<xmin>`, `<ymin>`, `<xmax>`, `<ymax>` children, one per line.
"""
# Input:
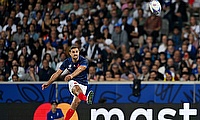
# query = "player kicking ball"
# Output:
<box><xmin>42</xmin><ymin>45</ymin><xmax>94</xmax><ymax>120</ymax></box>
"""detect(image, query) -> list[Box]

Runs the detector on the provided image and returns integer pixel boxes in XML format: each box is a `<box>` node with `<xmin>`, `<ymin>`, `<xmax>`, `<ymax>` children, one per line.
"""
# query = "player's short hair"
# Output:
<box><xmin>69</xmin><ymin>45</ymin><xmax>79</xmax><ymax>52</ymax></box>
<box><xmin>51</xmin><ymin>100</ymin><xmax>58</xmax><ymax>105</ymax></box>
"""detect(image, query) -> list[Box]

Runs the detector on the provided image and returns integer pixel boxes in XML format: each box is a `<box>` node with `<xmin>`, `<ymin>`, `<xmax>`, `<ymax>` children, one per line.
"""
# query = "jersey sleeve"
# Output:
<box><xmin>59</xmin><ymin>59</ymin><xmax>68</xmax><ymax>71</ymax></box>
<box><xmin>80</xmin><ymin>57</ymin><xmax>88</xmax><ymax>67</ymax></box>
<box><xmin>58</xmin><ymin>109</ymin><xmax>64</xmax><ymax>117</ymax></box>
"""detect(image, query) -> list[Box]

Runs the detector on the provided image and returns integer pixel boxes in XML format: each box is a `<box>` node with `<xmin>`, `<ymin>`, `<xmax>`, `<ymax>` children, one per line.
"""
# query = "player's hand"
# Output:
<box><xmin>64</xmin><ymin>75</ymin><xmax>72</xmax><ymax>81</ymax></box>
<box><xmin>42</xmin><ymin>83</ymin><xmax>50</xmax><ymax>90</ymax></box>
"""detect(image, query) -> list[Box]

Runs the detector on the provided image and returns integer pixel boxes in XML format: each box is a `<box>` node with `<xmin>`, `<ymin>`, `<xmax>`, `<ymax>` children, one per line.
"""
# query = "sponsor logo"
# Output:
<box><xmin>91</xmin><ymin>103</ymin><xmax>197</xmax><ymax>120</ymax></box>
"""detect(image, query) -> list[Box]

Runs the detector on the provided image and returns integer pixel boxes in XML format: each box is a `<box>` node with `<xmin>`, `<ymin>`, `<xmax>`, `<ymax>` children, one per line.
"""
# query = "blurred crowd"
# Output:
<box><xmin>0</xmin><ymin>0</ymin><xmax>200</xmax><ymax>82</ymax></box>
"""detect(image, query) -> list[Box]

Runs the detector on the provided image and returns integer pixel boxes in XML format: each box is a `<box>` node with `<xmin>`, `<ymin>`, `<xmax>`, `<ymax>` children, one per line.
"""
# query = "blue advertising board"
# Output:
<box><xmin>0</xmin><ymin>82</ymin><xmax>199</xmax><ymax>104</ymax></box>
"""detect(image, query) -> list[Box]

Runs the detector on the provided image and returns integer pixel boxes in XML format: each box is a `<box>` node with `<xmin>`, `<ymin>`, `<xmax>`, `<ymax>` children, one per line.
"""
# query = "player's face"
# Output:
<box><xmin>51</xmin><ymin>103</ymin><xmax>57</xmax><ymax>110</ymax></box>
<box><xmin>70</xmin><ymin>48</ymin><xmax>79</xmax><ymax>60</ymax></box>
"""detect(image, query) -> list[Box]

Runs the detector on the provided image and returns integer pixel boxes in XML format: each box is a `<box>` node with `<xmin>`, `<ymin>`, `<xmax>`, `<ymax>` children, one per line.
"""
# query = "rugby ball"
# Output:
<box><xmin>149</xmin><ymin>0</ymin><xmax>161</xmax><ymax>16</ymax></box>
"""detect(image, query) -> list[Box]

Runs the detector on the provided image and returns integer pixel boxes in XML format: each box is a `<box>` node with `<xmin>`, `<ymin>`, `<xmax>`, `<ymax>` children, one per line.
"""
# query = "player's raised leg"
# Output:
<box><xmin>65</xmin><ymin>96</ymin><xmax>80</xmax><ymax>120</ymax></box>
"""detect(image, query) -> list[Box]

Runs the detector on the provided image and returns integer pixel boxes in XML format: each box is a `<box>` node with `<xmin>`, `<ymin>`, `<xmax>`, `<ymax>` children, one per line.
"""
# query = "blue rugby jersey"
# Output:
<box><xmin>59</xmin><ymin>56</ymin><xmax>88</xmax><ymax>86</ymax></box>
<box><xmin>47</xmin><ymin>108</ymin><xmax>64</xmax><ymax>120</ymax></box>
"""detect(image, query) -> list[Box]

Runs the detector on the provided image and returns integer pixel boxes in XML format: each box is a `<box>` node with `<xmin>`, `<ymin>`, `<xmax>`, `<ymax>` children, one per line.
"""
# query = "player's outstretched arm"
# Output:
<box><xmin>42</xmin><ymin>69</ymin><xmax>63</xmax><ymax>90</ymax></box>
<box><xmin>64</xmin><ymin>66</ymin><xmax>86</xmax><ymax>81</ymax></box>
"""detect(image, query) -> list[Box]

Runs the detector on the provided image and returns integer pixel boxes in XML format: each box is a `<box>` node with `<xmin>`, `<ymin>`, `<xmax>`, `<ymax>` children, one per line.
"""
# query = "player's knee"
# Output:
<box><xmin>73</xmin><ymin>85</ymin><xmax>82</xmax><ymax>93</ymax></box>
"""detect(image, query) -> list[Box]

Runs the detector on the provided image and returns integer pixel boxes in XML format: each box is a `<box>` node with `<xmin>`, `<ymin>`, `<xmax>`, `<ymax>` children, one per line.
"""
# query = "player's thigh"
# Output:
<box><xmin>68</xmin><ymin>80</ymin><xmax>87</xmax><ymax>95</ymax></box>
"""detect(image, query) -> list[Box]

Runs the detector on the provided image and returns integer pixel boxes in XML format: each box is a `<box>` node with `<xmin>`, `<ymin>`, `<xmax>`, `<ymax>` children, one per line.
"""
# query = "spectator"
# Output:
<box><xmin>41</xmin><ymin>38</ymin><xmax>57</xmax><ymax>61</ymax></box>
<box><xmin>35</xmin><ymin>10</ymin><xmax>43</xmax><ymax>26</ymax></box>
<box><xmin>17</xmin><ymin>46</ymin><xmax>31</xmax><ymax>60</ymax></box>
<box><xmin>3</xmin><ymin>17</ymin><xmax>17</xmax><ymax>35</ymax></box>
<box><xmin>189</xmin><ymin>73</ymin><xmax>197</xmax><ymax>81</ymax></box>
<box><xmin>38</xmin><ymin>59</ymin><xmax>55</xmax><ymax>81</ymax></box>
<box><xmin>54</xmin><ymin>46</ymin><xmax>64</xmax><ymax>64</ymax></box>
<box><xmin>166</xmin><ymin>58</ymin><xmax>175</xmax><ymax>70</ymax></box>
<box><xmin>0</xmin><ymin>38</ymin><xmax>7</xmax><ymax>59</ymax></box>
<box><xmin>180</xmin><ymin>72</ymin><xmax>190</xmax><ymax>81</ymax></box>
<box><xmin>100</xmin><ymin>17</ymin><xmax>113</xmax><ymax>34</ymax></box>
<box><xmin>172</xmin><ymin>27</ymin><xmax>182</xmax><ymax>47</ymax></box>
<box><xmin>82</xmin><ymin>8</ymin><xmax>91</xmax><ymax>23</ymax></box>
<box><xmin>6</xmin><ymin>49</ymin><xmax>16</xmax><ymax>69</ymax></box>
<box><xmin>40</xmin><ymin>53</ymin><xmax>56</xmax><ymax>70</ymax></box>
<box><xmin>31</xmin><ymin>40</ymin><xmax>43</xmax><ymax>58</ymax></box>
<box><xmin>110</xmin><ymin>63</ymin><xmax>122</xmax><ymax>79</ymax></box>
<box><xmin>23</xmin><ymin>9</ymin><xmax>32</xmax><ymax>25</ymax></box>
<box><xmin>164</xmin><ymin>70</ymin><xmax>175</xmax><ymax>81</ymax></box>
<box><xmin>151</xmin><ymin>64</ymin><xmax>164</xmax><ymax>80</ymax></box>
<box><xmin>120</xmin><ymin>66</ymin><xmax>136</xmax><ymax>81</ymax></box>
<box><xmin>0</xmin><ymin>58</ymin><xmax>10</xmax><ymax>81</ymax></box>
<box><xmin>0</xmin><ymin>5</ymin><xmax>9</xmax><ymax>26</ymax></box>
<box><xmin>69</xmin><ymin>2</ymin><xmax>83</xmax><ymax>18</ymax></box>
<box><xmin>28</xmin><ymin>24</ymin><xmax>39</xmax><ymax>41</ymax></box>
<box><xmin>18</xmin><ymin>55</ymin><xmax>27</xmax><ymax>72</ymax></box>
<box><xmin>120</xmin><ymin>15</ymin><xmax>133</xmax><ymax>41</ymax></box>
<box><xmin>49</xmin><ymin>30</ymin><xmax>61</xmax><ymax>49</ymax></box>
<box><xmin>140</xmin><ymin>36</ymin><xmax>156</xmax><ymax>57</ymax></box>
<box><xmin>135</xmin><ymin>8</ymin><xmax>146</xmax><ymax>28</ymax></box>
<box><xmin>28</xmin><ymin>4</ymin><xmax>35</xmax><ymax>19</ymax></box>
<box><xmin>144</xmin><ymin>13</ymin><xmax>161</xmax><ymax>42</ymax></box>
<box><xmin>0</xmin><ymin>75</ymin><xmax>5</xmax><ymax>81</ymax></box>
<box><xmin>137</xmin><ymin>65</ymin><xmax>149</xmax><ymax>81</ymax></box>
<box><xmin>188</xmin><ymin>33</ymin><xmax>198</xmax><ymax>51</ymax></box>
<box><xmin>151</xmin><ymin>46</ymin><xmax>159</xmax><ymax>62</ymax></box>
<box><xmin>158</xmin><ymin>35</ymin><xmax>168</xmax><ymax>53</ymax></box>
<box><xmin>84</xmin><ymin>35</ymin><xmax>101</xmax><ymax>66</ymax></box>
<box><xmin>129</xmin><ymin>45</ymin><xmax>142</xmax><ymax>67</ymax></box>
<box><xmin>109</xmin><ymin>9</ymin><xmax>119</xmax><ymax>25</ymax></box>
<box><xmin>93</xmin><ymin>16</ymin><xmax>102</xmax><ymax>36</ymax></box>
<box><xmin>55</xmin><ymin>52</ymin><xmax>67</xmax><ymax>71</ymax></box>
<box><xmin>59</xmin><ymin>12</ymin><xmax>67</xmax><ymax>27</ymax></box>
<box><xmin>86</xmin><ymin>23</ymin><xmax>99</xmax><ymax>40</ymax></box>
<box><xmin>111</xmin><ymin>23</ymin><xmax>129</xmax><ymax>54</ymax></box>
<box><xmin>21</xmin><ymin>16</ymin><xmax>29</xmax><ymax>33</ymax></box>
<box><xmin>71</xmin><ymin>29</ymin><xmax>86</xmax><ymax>48</ymax></box>
<box><xmin>148</xmin><ymin>70</ymin><xmax>159</xmax><ymax>81</ymax></box>
<box><xmin>88</xmin><ymin>66</ymin><xmax>97</xmax><ymax>81</ymax></box>
<box><xmin>118</xmin><ymin>8</ymin><xmax>133</xmax><ymax>25</ymax></box>
<box><xmin>15</xmin><ymin>4</ymin><xmax>24</xmax><ymax>24</ymax></box>
<box><xmin>46</xmin><ymin>2</ymin><xmax>54</xmax><ymax>17</ymax></box>
<box><xmin>102</xmin><ymin>26</ymin><xmax>112</xmax><ymax>39</ymax></box>
<box><xmin>60</xmin><ymin>0</ymin><xmax>73</xmax><ymax>15</ymax></box>
<box><xmin>42</xmin><ymin>12</ymin><xmax>52</xmax><ymax>34</ymax></box>
<box><xmin>95</xmin><ymin>58</ymin><xmax>104</xmax><ymax>76</ymax></box>
<box><xmin>12</xmin><ymin>25</ymin><xmax>25</xmax><ymax>45</ymax></box>
<box><xmin>8</xmin><ymin>65</ymin><xmax>23</xmax><ymax>81</ymax></box>
<box><xmin>159</xmin><ymin>52</ymin><xmax>167</xmax><ymax>67</ymax></box>
<box><xmin>166</xmin><ymin>45</ymin><xmax>175</xmax><ymax>59</ymax></box>
<box><xmin>10</xmin><ymin>74</ymin><xmax>20</xmax><ymax>82</ymax></box>
<box><xmin>173</xmin><ymin>50</ymin><xmax>182</xmax><ymax>68</ymax></box>
<box><xmin>182</xmin><ymin>51</ymin><xmax>193</xmax><ymax>68</ymax></box>
<box><xmin>189</xmin><ymin>16</ymin><xmax>200</xmax><ymax>41</ymax></box>
<box><xmin>170</xmin><ymin>0</ymin><xmax>188</xmax><ymax>29</ymax></box>
<box><xmin>97</xmin><ymin>1</ymin><xmax>108</xmax><ymax>18</ymax></box>
<box><xmin>169</xmin><ymin>66</ymin><xmax>180</xmax><ymax>80</ymax></box>
<box><xmin>27</xmin><ymin>58</ymin><xmax>39</xmax><ymax>73</ymax></box>
<box><xmin>181</xmin><ymin>25</ymin><xmax>190</xmax><ymax>40</ymax></box>
<box><xmin>104</xmin><ymin>70</ymin><xmax>113</xmax><ymax>81</ymax></box>
<box><xmin>130</xmin><ymin>19</ymin><xmax>143</xmax><ymax>48</ymax></box>
<box><xmin>21</xmin><ymin>66</ymin><xmax>39</xmax><ymax>81</ymax></box>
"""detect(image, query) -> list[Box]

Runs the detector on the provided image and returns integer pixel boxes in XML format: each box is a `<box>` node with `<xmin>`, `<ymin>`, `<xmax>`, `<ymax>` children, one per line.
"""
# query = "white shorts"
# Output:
<box><xmin>68</xmin><ymin>80</ymin><xmax>87</xmax><ymax>96</ymax></box>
